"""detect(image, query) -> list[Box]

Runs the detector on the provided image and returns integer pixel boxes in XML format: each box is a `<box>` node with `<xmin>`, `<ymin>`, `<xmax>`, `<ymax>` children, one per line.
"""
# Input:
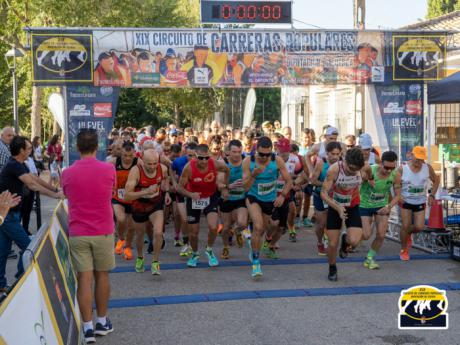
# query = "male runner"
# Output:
<box><xmin>124</xmin><ymin>150</ymin><xmax>171</xmax><ymax>275</ymax></box>
<box><xmin>399</xmin><ymin>146</ymin><xmax>439</xmax><ymax>261</ymax></box>
<box><xmin>309</xmin><ymin>142</ymin><xmax>342</xmax><ymax>255</ymax></box>
<box><xmin>305</xmin><ymin>126</ymin><xmax>341</xmax><ymax>173</ymax></box>
<box><xmin>171</xmin><ymin>142</ymin><xmax>198</xmax><ymax>256</ymax></box>
<box><xmin>110</xmin><ymin>141</ymin><xmax>137</xmax><ymax>260</ymax></box>
<box><xmin>220</xmin><ymin>140</ymin><xmax>248</xmax><ymax>259</ymax></box>
<box><xmin>177</xmin><ymin>144</ymin><xmax>230</xmax><ymax>268</ymax></box>
<box><xmin>243</xmin><ymin>136</ymin><xmax>292</xmax><ymax>277</ymax></box>
<box><xmin>360</xmin><ymin>151</ymin><xmax>401</xmax><ymax>269</ymax></box>
<box><xmin>321</xmin><ymin>148</ymin><xmax>366</xmax><ymax>281</ymax></box>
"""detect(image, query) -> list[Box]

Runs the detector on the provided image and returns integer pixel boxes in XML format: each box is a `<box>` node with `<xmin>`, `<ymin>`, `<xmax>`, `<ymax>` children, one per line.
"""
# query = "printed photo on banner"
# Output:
<box><xmin>91</xmin><ymin>29</ymin><xmax>399</xmax><ymax>88</ymax></box>
<box><xmin>0</xmin><ymin>265</ymin><xmax>61</xmax><ymax>345</ymax></box>
<box><xmin>32</xmin><ymin>32</ymin><xmax>93</xmax><ymax>84</ymax></box>
<box><xmin>36</xmin><ymin>234</ymin><xmax>80</xmax><ymax>345</ymax></box>
<box><xmin>392</xmin><ymin>34</ymin><xmax>447</xmax><ymax>81</ymax></box>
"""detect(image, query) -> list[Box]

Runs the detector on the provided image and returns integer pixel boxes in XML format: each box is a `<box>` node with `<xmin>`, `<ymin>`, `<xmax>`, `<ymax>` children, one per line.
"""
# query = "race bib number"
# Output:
<box><xmin>229</xmin><ymin>187</ymin><xmax>245</xmax><ymax>197</ymax></box>
<box><xmin>258</xmin><ymin>182</ymin><xmax>275</xmax><ymax>196</ymax></box>
<box><xmin>192</xmin><ymin>197</ymin><xmax>210</xmax><ymax>210</ymax></box>
<box><xmin>276</xmin><ymin>180</ymin><xmax>285</xmax><ymax>192</ymax></box>
<box><xmin>408</xmin><ymin>185</ymin><xmax>425</xmax><ymax>196</ymax></box>
<box><xmin>333</xmin><ymin>192</ymin><xmax>351</xmax><ymax>206</ymax></box>
<box><xmin>142</xmin><ymin>186</ymin><xmax>159</xmax><ymax>199</ymax></box>
<box><xmin>117</xmin><ymin>189</ymin><xmax>125</xmax><ymax>200</ymax></box>
<box><xmin>370</xmin><ymin>192</ymin><xmax>386</xmax><ymax>203</ymax></box>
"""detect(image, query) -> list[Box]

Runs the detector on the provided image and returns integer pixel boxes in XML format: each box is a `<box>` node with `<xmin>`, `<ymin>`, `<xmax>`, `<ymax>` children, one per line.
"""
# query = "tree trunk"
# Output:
<box><xmin>31</xmin><ymin>86</ymin><xmax>42</xmax><ymax>139</ymax></box>
<box><xmin>174</xmin><ymin>103</ymin><xmax>180</xmax><ymax>128</ymax></box>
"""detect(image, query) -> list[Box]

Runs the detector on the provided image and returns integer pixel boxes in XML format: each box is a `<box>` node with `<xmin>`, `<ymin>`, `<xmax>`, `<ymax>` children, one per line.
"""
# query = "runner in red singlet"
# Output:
<box><xmin>177</xmin><ymin>144</ymin><xmax>230</xmax><ymax>268</ymax></box>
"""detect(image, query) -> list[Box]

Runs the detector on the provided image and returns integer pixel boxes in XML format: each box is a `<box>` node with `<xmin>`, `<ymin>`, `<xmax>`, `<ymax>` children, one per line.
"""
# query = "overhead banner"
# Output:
<box><xmin>392</xmin><ymin>34</ymin><xmax>447</xmax><ymax>81</ymax></box>
<box><xmin>65</xmin><ymin>86</ymin><xmax>120</xmax><ymax>165</ymax></box>
<box><xmin>91</xmin><ymin>29</ymin><xmax>390</xmax><ymax>87</ymax></box>
<box><xmin>375</xmin><ymin>83</ymin><xmax>424</xmax><ymax>160</ymax></box>
<box><xmin>32</xmin><ymin>31</ymin><xmax>93</xmax><ymax>84</ymax></box>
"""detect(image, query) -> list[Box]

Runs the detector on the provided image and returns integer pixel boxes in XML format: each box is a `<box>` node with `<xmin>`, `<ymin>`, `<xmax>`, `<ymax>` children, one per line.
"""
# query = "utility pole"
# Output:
<box><xmin>354</xmin><ymin>0</ymin><xmax>366</xmax><ymax>134</ymax></box>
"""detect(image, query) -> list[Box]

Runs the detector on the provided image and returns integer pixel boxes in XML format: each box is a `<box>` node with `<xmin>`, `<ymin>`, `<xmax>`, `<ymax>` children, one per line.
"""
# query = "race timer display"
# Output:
<box><xmin>201</xmin><ymin>1</ymin><xmax>292</xmax><ymax>24</ymax></box>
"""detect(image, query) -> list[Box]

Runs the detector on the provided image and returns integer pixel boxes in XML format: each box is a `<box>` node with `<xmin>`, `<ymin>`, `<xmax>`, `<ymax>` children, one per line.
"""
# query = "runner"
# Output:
<box><xmin>360</xmin><ymin>151</ymin><xmax>402</xmax><ymax>269</ymax></box>
<box><xmin>220</xmin><ymin>140</ymin><xmax>248</xmax><ymax>259</ymax></box>
<box><xmin>171</xmin><ymin>142</ymin><xmax>198</xmax><ymax>257</ymax></box>
<box><xmin>305</xmin><ymin>126</ymin><xmax>342</xmax><ymax>174</ymax></box>
<box><xmin>320</xmin><ymin>148</ymin><xmax>366</xmax><ymax>281</ymax></box>
<box><xmin>309</xmin><ymin>141</ymin><xmax>342</xmax><ymax>256</ymax></box>
<box><xmin>399</xmin><ymin>146</ymin><xmax>439</xmax><ymax>261</ymax></box>
<box><xmin>110</xmin><ymin>141</ymin><xmax>137</xmax><ymax>260</ymax></box>
<box><xmin>177</xmin><ymin>144</ymin><xmax>230</xmax><ymax>268</ymax></box>
<box><xmin>359</xmin><ymin>133</ymin><xmax>381</xmax><ymax>164</ymax></box>
<box><xmin>243</xmin><ymin>136</ymin><xmax>292</xmax><ymax>277</ymax></box>
<box><xmin>124</xmin><ymin>150</ymin><xmax>171</xmax><ymax>275</ymax></box>
<box><xmin>299</xmin><ymin>129</ymin><xmax>315</xmax><ymax>227</ymax></box>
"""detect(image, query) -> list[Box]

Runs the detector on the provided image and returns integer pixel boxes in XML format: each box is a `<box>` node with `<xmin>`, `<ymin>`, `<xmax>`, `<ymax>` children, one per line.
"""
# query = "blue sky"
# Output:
<box><xmin>292</xmin><ymin>0</ymin><xmax>428</xmax><ymax>29</ymax></box>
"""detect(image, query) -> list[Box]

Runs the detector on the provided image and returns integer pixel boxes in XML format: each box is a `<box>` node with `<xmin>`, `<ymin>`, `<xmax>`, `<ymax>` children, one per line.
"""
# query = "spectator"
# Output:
<box><xmin>20</xmin><ymin>148</ymin><xmax>40</xmax><ymax>235</ymax></box>
<box><xmin>0</xmin><ymin>136</ymin><xmax>64</xmax><ymax>293</ymax></box>
<box><xmin>32</xmin><ymin>136</ymin><xmax>44</xmax><ymax>171</ymax></box>
<box><xmin>62</xmin><ymin>129</ymin><xmax>116</xmax><ymax>343</ymax></box>
<box><xmin>0</xmin><ymin>127</ymin><xmax>15</xmax><ymax>171</ymax></box>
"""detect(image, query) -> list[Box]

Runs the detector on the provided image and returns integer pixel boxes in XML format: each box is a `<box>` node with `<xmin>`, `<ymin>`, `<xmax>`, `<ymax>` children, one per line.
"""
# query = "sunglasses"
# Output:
<box><xmin>197</xmin><ymin>155</ymin><xmax>210</xmax><ymax>161</ymax></box>
<box><xmin>382</xmin><ymin>165</ymin><xmax>396</xmax><ymax>171</ymax></box>
<box><xmin>257</xmin><ymin>151</ymin><xmax>272</xmax><ymax>158</ymax></box>
<box><xmin>346</xmin><ymin>145</ymin><xmax>355</xmax><ymax>148</ymax></box>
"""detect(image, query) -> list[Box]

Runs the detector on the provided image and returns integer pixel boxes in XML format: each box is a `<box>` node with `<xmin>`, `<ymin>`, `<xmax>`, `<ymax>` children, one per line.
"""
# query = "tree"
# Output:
<box><xmin>427</xmin><ymin>0</ymin><xmax>459</xmax><ymax>18</ymax></box>
<box><xmin>253</xmin><ymin>88</ymin><xmax>281</xmax><ymax>126</ymax></box>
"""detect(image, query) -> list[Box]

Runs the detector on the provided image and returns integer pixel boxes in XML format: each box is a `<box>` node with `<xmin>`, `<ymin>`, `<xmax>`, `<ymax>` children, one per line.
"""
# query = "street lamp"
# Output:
<box><xmin>4</xmin><ymin>46</ymin><xmax>24</xmax><ymax>134</ymax></box>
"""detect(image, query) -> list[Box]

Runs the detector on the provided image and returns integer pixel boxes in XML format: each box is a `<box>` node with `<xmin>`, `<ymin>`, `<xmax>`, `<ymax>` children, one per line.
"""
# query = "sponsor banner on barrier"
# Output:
<box><xmin>375</xmin><ymin>83</ymin><xmax>424</xmax><ymax>160</ymax></box>
<box><xmin>35</xmin><ymin>233</ymin><xmax>80</xmax><ymax>345</ymax></box>
<box><xmin>392</xmin><ymin>34</ymin><xmax>446</xmax><ymax>81</ymax></box>
<box><xmin>91</xmin><ymin>29</ymin><xmax>389</xmax><ymax>87</ymax></box>
<box><xmin>0</xmin><ymin>265</ymin><xmax>61</xmax><ymax>345</ymax></box>
<box><xmin>32</xmin><ymin>32</ymin><xmax>93</xmax><ymax>84</ymax></box>
<box><xmin>66</xmin><ymin>85</ymin><xmax>119</xmax><ymax>164</ymax></box>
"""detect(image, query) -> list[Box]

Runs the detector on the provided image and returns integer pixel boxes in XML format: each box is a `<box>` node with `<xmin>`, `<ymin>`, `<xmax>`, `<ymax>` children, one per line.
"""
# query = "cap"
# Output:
<box><xmin>262</xmin><ymin>121</ymin><xmax>271</xmax><ymax>128</ymax></box>
<box><xmin>276</xmin><ymin>138</ymin><xmax>291</xmax><ymax>153</ymax></box>
<box><xmin>358</xmin><ymin>133</ymin><xmax>373</xmax><ymax>150</ymax></box>
<box><xmin>325</xmin><ymin>127</ymin><xmax>339</xmax><ymax>136</ymax></box>
<box><xmin>412</xmin><ymin>146</ymin><xmax>428</xmax><ymax>160</ymax></box>
<box><xmin>169</xmin><ymin>129</ymin><xmax>178</xmax><ymax>136</ymax></box>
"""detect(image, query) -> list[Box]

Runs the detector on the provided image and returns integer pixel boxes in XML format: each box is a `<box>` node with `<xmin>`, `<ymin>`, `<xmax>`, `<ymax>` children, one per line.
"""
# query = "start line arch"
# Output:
<box><xmin>26</xmin><ymin>27</ymin><xmax>453</xmax><ymax>164</ymax></box>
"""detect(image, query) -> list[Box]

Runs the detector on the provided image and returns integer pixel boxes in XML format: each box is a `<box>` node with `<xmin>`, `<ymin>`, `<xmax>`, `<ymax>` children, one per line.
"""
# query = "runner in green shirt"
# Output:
<box><xmin>360</xmin><ymin>151</ymin><xmax>402</xmax><ymax>269</ymax></box>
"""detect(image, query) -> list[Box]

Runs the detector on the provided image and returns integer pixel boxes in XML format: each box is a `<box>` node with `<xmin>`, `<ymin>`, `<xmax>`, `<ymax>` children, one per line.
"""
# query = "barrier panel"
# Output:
<box><xmin>0</xmin><ymin>201</ymin><xmax>82</xmax><ymax>345</ymax></box>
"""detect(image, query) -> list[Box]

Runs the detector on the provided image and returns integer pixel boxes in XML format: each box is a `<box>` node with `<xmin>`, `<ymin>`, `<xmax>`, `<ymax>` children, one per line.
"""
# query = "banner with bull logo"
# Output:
<box><xmin>31</xmin><ymin>31</ymin><xmax>93</xmax><ymax>84</ymax></box>
<box><xmin>392</xmin><ymin>34</ymin><xmax>447</xmax><ymax>81</ymax></box>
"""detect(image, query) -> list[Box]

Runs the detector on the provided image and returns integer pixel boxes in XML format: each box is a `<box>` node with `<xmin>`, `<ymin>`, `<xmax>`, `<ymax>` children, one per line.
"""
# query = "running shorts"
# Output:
<box><xmin>327</xmin><ymin>205</ymin><xmax>362</xmax><ymax>230</ymax></box>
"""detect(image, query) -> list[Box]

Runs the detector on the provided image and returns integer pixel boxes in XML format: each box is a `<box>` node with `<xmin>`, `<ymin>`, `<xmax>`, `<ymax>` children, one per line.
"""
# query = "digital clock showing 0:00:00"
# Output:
<box><xmin>201</xmin><ymin>1</ymin><xmax>292</xmax><ymax>24</ymax></box>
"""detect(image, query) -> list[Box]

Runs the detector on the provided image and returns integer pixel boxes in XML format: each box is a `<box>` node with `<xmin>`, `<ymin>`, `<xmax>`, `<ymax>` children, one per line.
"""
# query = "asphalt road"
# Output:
<box><xmin>5</xmin><ymin>197</ymin><xmax>460</xmax><ymax>345</ymax></box>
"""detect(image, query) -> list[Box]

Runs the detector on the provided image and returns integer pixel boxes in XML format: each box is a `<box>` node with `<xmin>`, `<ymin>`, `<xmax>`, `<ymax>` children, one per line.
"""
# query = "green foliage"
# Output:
<box><xmin>253</xmin><ymin>88</ymin><xmax>281</xmax><ymax>125</ymax></box>
<box><xmin>427</xmin><ymin>0</ymin><xmax>459</xmax><ymax>18</ymax></box>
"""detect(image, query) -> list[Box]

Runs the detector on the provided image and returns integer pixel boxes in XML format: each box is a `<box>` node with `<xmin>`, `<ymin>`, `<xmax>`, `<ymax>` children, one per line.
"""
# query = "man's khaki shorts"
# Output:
<box><xmin>69</xmin><ymin>234</ymin><xmax>116</xmax><ymax>272</ymax></box>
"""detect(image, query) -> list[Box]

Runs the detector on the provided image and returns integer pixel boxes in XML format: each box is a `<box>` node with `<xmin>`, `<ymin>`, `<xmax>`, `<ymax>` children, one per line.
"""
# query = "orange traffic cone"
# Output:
<box><xmin>427</xmin><ymin>200</ymin><xmax>445</xmax><ymax>229</ymax></box>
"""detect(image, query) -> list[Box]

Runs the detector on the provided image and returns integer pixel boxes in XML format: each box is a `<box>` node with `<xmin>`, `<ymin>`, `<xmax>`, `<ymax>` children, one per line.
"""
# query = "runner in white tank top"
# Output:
<box><xmin>398</xmin><ymin>146</ymin><xmax>439</xmax><ymax>262</ymax></box>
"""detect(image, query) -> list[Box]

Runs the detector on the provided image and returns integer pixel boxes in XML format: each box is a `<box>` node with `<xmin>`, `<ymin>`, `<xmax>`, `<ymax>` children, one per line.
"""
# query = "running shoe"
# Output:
<box><xmin>123</xmin><ymin>246</ymin><xmax>133</xmax><ymax>260</ymax></box>
<box><xmin>206</xmin><ymin>249</ymin><xmax>219</xmax><ymax>267</ymax></box>
<box><xmin>339</xmin><ymin>233</ymin><xmax>348</xmax><ymax>259</ymax></box>
<box><xmin>400</xmin><ymin>249</ymin><xmax>410</xmax><ymax>261</ymax></box>
<box><xmin>364</xmin><ymin>257</ymin><xmax>379</xmax><ymax>270</ymax></box>
<box><xmin>328</xmin><ymin>265</ymin><xmax>338</xmax><ymax>282</ymax></box>
<box><xmin>114</xmin><ymin>239</ymin><xmax>125</xmax><ymax>255</ymax></box>
<box><xmin>151</xmin><ymin>261</ymin><xmax>161</xmax><ymax>275</ymax></box>
<box><xmin>317</xmin><ymin>243</ymin><xmax>327</xmax><ymax>256</ymax></box>
<box><xmin>295</xmin><ymin>218</ymin><xmax>302</xmax><ymax>229</ymax></box>
<box><xmin>135</xmin><ymin>257</ymin><xmax>145</xmax><ymax>273</ymax></box>
<box><xmin>84</xmin><ymin>329</ymin><xmax>96</xmax><ymax>343</ymax></box>
<box><xmin>303</xmin><ymin>218</ymin><xmax>314</xmax><ymax>227</ymax></box>
<box><xmin>268</xmin><ymin>248</ymin><xmax>279</xmax><ymax>260</ymax></box>
<box><xmin>174</xmin><ymin>239</ymin><xmax>184</xmax><ymax>247</ymax></box>
<box><xmin>261</xmin><ymin>240</ymin><xmax>270</xmax><ymax>255</ymax></box>
<box><xmin>251</xmin><ymin>259</ymin><xmax>263</xmax><ymax>277</ymax></box>
<box><xmin>95</xmin><ymin>318</ymin><xmax>114</xmax><ymax>336</ymax></box>
<box><xmin>187</xmin><ymin>253</ymin><xmax>200</xmax><ymax>267</ymax></box>
<box><xmin>236</xmin><ymin>232</ymin><xmax>244</xmax><ymax>248</ymax></box>
<box><xmin>242</xmin><ymin>228</ymin><xmax>251</xmax><ymax>239</ymax></box>
<box><xmin>221</xmin><ymin>247</ymin><xmax>230</xmax><ymax>260</ymax></box>
<box><xmin>289</xmin><ymin>230</ymin><xmax>297</xmax><ymax>242</ymax></box>
<box><xmin>147</xmin><ymin>241</ymin><xmax>153</xmax><ymax>254</ymax></box>
<box><xmin>180</xmin><ymin>244</ymin><xmax>192</xmax><ymax>257</ymax></box>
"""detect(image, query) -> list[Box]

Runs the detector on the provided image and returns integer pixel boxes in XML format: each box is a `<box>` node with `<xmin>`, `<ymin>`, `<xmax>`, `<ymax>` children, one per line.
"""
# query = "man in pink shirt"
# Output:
<box><xmin>62</xmin><ymin>129</ymin><xmax>116</xmax><ymax>344</ymax></box>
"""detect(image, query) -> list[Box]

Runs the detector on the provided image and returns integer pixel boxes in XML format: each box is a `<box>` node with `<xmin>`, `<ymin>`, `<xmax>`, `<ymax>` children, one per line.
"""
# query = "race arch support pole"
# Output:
<box><xmin>62</xmin><ymin>86</ymin><xmax>70</xmax><ymax>168</ymax></box>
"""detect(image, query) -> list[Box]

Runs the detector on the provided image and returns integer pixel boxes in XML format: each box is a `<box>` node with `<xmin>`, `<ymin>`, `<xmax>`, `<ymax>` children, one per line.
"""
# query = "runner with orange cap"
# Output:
<box><xmin>399</xmin><ymin>146</ymin><xmax>439</xmax><ymax>261</ymax></box>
